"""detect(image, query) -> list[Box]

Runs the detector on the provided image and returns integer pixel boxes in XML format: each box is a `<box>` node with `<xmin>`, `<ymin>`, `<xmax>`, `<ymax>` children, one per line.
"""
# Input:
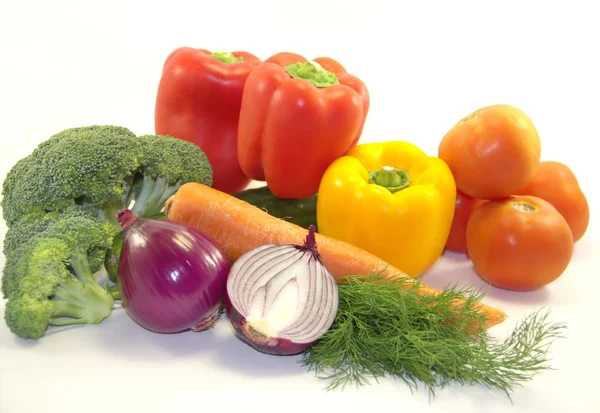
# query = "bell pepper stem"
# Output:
<box><xmin>369</xmin><ymin>166</ymin><xmax>411</xmax><ymax>193</ymax></box>
<box><xmin>208</xmin><ymin>51</ymin><xmax>244</xmax><ymax>64</ymax></box>
<box><xmin>285</xmin><ymin>61</ymin><xmax>339</xmax><ymax>88</ymax></box>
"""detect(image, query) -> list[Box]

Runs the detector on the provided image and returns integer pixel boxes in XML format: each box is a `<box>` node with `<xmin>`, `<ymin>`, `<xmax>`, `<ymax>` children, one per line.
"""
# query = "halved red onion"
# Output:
<box><xmin>225</xmin><ymin>225</ymin><xmax>339</xmax><ymax>356</ymax></box>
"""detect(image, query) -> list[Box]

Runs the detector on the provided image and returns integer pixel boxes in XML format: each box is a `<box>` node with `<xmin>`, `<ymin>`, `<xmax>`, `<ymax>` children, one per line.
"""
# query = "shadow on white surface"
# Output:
<box><xmin>80</xmin><ymin>307</ymin><xmax>307</xmax><ymax>378</ymax></box>
<box><xmin>422</xmin><ymin>251</ymin><xmax>554</xmax><ymax>307</ymax></box>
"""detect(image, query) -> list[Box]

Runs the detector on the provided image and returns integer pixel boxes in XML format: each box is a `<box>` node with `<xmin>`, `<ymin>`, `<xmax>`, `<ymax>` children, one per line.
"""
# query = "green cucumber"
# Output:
<box><xmin>233</xmin><ymin>186</ymin><xmax>318</xmax><ymax>231</ymax></box>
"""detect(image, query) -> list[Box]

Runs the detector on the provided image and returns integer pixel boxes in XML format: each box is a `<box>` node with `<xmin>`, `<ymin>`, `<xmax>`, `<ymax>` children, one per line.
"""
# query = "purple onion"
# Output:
<box><xmin>117</xmin><ymin>209</ymin><xmax>230</xmax><ymax>334</ymax></box>
<box><xmin>225</xmin><ymin>225</ymin><xmax>339</xmax><ymax>356</ymax></box>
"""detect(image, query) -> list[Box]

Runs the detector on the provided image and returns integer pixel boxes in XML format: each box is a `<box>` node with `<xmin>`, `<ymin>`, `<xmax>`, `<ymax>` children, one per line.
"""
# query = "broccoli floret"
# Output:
<box><xmin>3</xmin><ymin>205</ymin><xmax>101</xmax><ymax>259</ymax></box>
<box><xmin>46</xmin><ymin>215</ymin><xmax>117</xmax><ymax>277</ymax></box>
<box><xmin>129</xmin><ymin>134</ymin><xmax>213</xmax><ymax>217</ymax></box>
<box><xmin>1</xmin><ymin>127</ymin><xmax>213</xmax><ymax>230</ymax></box>
<box><xmin>1</xmin><ymin>125</ymin><xmax>142</xmax><ymax>229</ymax></box>
<box><xmin>3</xmin><ymin>218</ymin><xmax>116</xmax><ymax>339</ymax></box>
<box><xmin>1</xmin><ymin>243</ymin><xmax>30</xmax><ymax>298</ymax></box>
<box><xmin>4</xmin><ymin>294</ymin><xmax>55</xmax><ymax>339</ymax></box>
<box><xmin>2</xmin><ymin>213</ymin><xmax>115</xmax><ymax>299</ymax></box>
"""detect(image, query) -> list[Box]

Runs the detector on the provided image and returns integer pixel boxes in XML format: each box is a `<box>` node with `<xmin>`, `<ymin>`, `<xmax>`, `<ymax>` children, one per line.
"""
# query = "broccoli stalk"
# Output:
<box><xmin>129</xmin><ymin>134</ymin><xmax>213</xmax><ymax>218</ymax></box>
<box><xmin>97</xmin><ymin>201</ymin><xmax>124</xmax><ymax>232</ymax></box>
<box><xmin>130</xmin><ymin>174</ymin><xmax>174</xmax><ymax>217</ymax></box>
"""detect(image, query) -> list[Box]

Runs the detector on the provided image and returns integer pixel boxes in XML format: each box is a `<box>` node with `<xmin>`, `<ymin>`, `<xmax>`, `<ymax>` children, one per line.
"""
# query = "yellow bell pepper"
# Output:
<box><xmin>316</xmin><ymin>141</ymin><xmax>456</xmax><ymax>276</ymax></box>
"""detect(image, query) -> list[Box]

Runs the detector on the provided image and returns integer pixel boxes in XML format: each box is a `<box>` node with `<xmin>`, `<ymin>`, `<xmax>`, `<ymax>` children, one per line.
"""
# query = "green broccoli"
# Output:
<box><xmin>129</xmin><ymin>134</ymin><xmax>213</xmax><ymax>217</ymax></box>
<box><xmin>2</xmin><ymin>204</ymin><xmax>101</xmax><ymax>260</ymax></box>
<box><xmin>1</xmin><ymin>242</ymin><xmax>30</xmax><ymax>300</ymax></box>
<box><xmin>1</xmin><ymin>126</ymin><xmax>213</xmax><ymax>230</ymax></box>
<box><xmin>1</xmin><ymin>125</ymin><xmax>142</xmax><ymax>230</ymax></box>
<box><xmin>3</xmin><ymin>216</ymin><xmax>116</xmax><ymax>339</ymax></box>
<box><xmin>1</xmin><ymin>125</ymin><xmax>215</xmax><ymax>338</ymax></box>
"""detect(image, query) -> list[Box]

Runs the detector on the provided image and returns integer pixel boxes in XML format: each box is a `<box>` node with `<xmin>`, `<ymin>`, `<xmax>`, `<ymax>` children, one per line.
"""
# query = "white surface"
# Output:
<box><xmin>1</xmin><ymin>1</ymin><xmax>599</xmax><ymax>412</ymax></box>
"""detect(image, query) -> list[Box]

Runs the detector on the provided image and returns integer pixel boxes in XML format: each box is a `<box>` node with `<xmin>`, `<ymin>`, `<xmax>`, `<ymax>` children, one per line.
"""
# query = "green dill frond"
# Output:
<box><xmin>302</xmin><ymin>273</ymin><xmax>566</xmax><ymax>399</ymax></box>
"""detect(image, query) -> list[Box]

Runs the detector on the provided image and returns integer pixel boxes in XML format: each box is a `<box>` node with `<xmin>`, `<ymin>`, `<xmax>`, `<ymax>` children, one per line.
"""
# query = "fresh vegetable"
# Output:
<box><xmin>237</xmin><ymin>52</ymin><xmax>370</xmax><ymax>199</ymax></box>
<box><xmin>131</xmin><ymin>134</ymin><xmax>213</xmax><ymax>218</ymax></box>
<box><xmin>466</xmin><ymin>195</ymin><xmax>573</xmax><ymax>291</ymax></box>
<box><xmin>438</xmin><ymin>104</ymin><xmax>541</xmax><ymax>199</ymax></box>
<box><xmin>233</xmin><ymin>185</ymin><xmax>318</xmax><ymax>230</ymax></box>
<box><xmin>2</xmin><ymin>207</ymin><xmax>116</xmax><ymax>298</ymax></box>
<box><xmin>117</xmin><ymin>210</ymin><xmax>230</xmax><ymax>333</ymax></box>
<box><xmin>165</xmin><ymin>182</ymin><xmax>507</xmax><ymax>329</ymax></box>
<box><xmin>1</xmin><ymin>125</ymin><xmax>213</xmax><ymax>338</ymax></box>
<box><xmin>303</xmin><ymin>274</ymin><xmax>566</xmax><ymax>397</ymax></box>
<box><xmin>1</xmin><ymin>126</ymin><xmax>213</xmax><ymax>231</ymax></box>
<box><xmin>445</xmin><ymin>190</ymin><xmax>487</xmax><ymax>253</ymax></box>
<box><xmin>155</xmin><ymin>48</ymin><xmax>261</xmax><ymax>194</ymax></box>
<box><xmin>516</xmin><ymin>161</ymin><xmax>589</xmax><ymax>242</ymax></box>
<box><xmin>1</xmin><ymin>125</ymin><xmax>139</xmax><ymax>230</ymax></box>
<box><xmin>225</xmin><ymin>225</ymin><xmax>338</xmax><ymax>356</ymax></box>
<box><xmin>2</xmin><ymin>204</ymin><xmax>101</xmax><ymax>262</ymax></box>
<box><xmin>3</xmin><ymin>215</ymin><xmax>117</xmax><ymax>339</ymax></box>
<box><xmin>104</xmin><ymin>231</ymin><xmax>123</xmax><ymax>284</ymax></box>
<box><xmin>316</xmin><ymin>141</ymin><xmax>456</xmax><ymax>276</ymax></box>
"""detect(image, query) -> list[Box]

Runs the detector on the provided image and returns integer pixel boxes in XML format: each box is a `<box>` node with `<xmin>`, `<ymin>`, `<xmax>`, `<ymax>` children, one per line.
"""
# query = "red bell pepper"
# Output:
<box><xmin>237</xmin><ymin>52</ymin><xmax>370</xmax><ymax>199</ymax></box>
<box><xmin>155</xmin><ymin>48</ymin><xmax>261</xmax><ymax>194</ymax></box>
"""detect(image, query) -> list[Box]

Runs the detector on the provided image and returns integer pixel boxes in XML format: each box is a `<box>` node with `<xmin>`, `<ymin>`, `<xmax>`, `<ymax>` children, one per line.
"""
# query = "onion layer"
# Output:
<box><xmin>117</xmin><ymin>210</ymin><xmax>230</xmax><ymax>334</ymax></box>
<box><xmin>225</xmin><ymin>225</ymin><xmax>339</xmax><ymax>355</ymax></box>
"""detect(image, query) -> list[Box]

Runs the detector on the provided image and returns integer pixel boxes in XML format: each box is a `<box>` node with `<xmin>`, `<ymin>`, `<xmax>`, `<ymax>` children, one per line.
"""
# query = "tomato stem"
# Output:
<box><xmin>511</xmin><ymin>202</ymin><xmax>537</xmax><ymax>213</ymax></box>
<box><xmin>369</xmin><ymin>166</ymin><xmax>412</xmax><ymax>194</ymax></box>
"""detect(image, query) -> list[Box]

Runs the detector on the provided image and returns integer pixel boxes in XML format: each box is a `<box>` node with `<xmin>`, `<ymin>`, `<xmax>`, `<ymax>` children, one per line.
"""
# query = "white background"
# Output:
<box><xmin>1</xmin><ymin>0</ymin><xmax>599</xmax><ymax>412</ymax></box>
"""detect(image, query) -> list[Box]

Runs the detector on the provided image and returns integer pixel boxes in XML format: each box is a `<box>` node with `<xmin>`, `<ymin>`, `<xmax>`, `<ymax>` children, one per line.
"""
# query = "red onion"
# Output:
<box><xmin>225</xmin><ymin>225</ymin><xmax>339</xmax><ymax>356</ymax></box>
<box><xmin>117</xmin><ymin>209</ymin><xmax>230</xmax><ymax>334</ymax></box>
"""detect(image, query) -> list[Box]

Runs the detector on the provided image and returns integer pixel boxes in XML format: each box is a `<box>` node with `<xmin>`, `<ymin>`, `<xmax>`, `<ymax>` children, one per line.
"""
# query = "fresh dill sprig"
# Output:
<box><xmin>301</xmin><ymin>273</ymin><xmax>566</xmax><ymax>399</ymax></box>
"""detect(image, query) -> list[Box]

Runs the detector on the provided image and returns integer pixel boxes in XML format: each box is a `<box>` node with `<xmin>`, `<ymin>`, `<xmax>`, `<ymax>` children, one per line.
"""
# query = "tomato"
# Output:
<box><xmin>445</xmin><ymin>190</ymin><xmax>486</xmax><ymax>253</ymax></box>
<box><xmin>438</xmin><ymin>104</ymin><xmax>541</xmax><ymax>199</ymax></box>
<box><xmin>516</xmin><ymin>161</ymin><xmax>589</xmax><ymax>243</ymax></box>
<box><xmin>466</xmin><ymin>195</ymin><xmax>573</xmax><ymax>291</ymax></box>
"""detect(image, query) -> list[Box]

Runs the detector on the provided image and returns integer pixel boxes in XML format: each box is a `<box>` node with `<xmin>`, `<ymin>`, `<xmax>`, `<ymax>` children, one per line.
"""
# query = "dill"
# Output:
<box><xmin>301</xmin><ymin>274</ymin><xmax>566</xmax><ymax>399</ymax></box>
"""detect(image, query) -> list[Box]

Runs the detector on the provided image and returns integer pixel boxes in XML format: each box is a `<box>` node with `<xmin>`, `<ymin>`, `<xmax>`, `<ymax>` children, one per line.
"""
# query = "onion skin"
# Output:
<box><xmin>117</xmin><ymin>210</ymin><xmax>230</xmax><ymax>334</ymax></box>
<box><xmin>224</xmin><ymin>292</ymin><xmax>320</xmax><ymax>356</ymax></box>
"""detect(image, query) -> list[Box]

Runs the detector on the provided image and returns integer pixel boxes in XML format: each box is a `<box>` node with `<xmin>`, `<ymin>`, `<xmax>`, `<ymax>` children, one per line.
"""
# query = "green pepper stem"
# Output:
<box><xmin>285</xmin><ymin>61</ymin><xmax>339</xmax><ymax>88</ymax></box>
<box><xmin>369</xmin><ymin>166</ymin><xmax>411</xmax><ymax>193</ymax></box>
<box><xmin>208</xmin><ymin>51</ymin><xmax>244</xmax><ymax>64</ymax></box>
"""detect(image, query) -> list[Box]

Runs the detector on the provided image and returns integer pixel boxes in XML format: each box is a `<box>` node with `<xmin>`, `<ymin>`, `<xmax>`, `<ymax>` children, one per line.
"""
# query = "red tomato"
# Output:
<box><xmin>445</xmin><ymin>190</ymin><xmax>486</xmax><ymax>253</ymax></box>
<box><xmin>466</xmin><ymin>195</ymin><xmax>573</xmax><ymax>291</ymax></box>
<box><xmin>438</xmin><ymin>104</ymin><xmax>541</xmax><ymax>199</ymax></box>
<box><xmin>516</xmin><ymin>161</ymin><xmax>589</xmax><ymax>242</ymax></box>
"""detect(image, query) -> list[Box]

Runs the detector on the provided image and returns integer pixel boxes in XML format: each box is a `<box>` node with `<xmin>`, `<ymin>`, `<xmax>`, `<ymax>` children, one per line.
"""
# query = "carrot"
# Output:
<box><xmin>165</xmin><ymin>182</ymin><xmax>507</xmax><ymax>329</ymax></box>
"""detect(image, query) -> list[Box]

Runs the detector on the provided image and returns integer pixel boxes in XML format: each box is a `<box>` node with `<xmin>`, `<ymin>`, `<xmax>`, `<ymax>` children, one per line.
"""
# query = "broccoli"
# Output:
<box><xmin>1</xmin><ymin>126</ymin><xmax>213</xmax><ymax>230</ymax></box>
<box><xmin>1</xmin><ymin>125</ymin><xmax>142</xmax><ymax>230</ymax></box>
<box><xmin>1</xmin><ymin>125</ymin><xmax>214</xmax><ymax>338</ymax></box>
<box><xmin>1</xmin><ymin>243</ymin><xmax>30</xmax><ymax>299</ymax></box>
<box><xmin>3</xmin><ymin>216</ymin><xmax>116</xmax><ymax>339</ymax></box>
<box><xmin>3</xmin><ymin>204</ymin><xmax>101</xmax><ymax>260</ymax></box>
<box><xmin>129</xmin><ymin>134</ymin><xmax>214</xmax><ymax>217</ymax></box>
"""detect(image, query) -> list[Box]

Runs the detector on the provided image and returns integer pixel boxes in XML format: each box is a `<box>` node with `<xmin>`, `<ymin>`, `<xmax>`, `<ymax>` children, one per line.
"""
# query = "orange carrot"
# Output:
<box><xmin>165</xmin><ymin>182</ymin><xmax>507</xmax><ymax>329</ymax></box>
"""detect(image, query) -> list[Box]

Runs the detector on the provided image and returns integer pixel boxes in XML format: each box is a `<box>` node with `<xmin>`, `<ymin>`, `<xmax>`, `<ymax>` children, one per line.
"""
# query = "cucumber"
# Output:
<box><xmin>233</xmin><ymin>186</ymin><xmax>318</xmax><ymax>231</ymax></box>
